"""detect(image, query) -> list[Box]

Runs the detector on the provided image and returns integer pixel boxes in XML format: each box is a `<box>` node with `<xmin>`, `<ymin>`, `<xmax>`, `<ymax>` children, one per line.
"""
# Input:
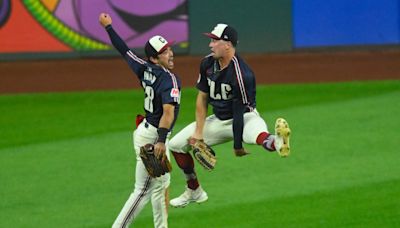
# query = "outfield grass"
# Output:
<box><xmin>0</xmin><ymin>80</ymin><xmax>399</xmax><ymax>227</ymax></box>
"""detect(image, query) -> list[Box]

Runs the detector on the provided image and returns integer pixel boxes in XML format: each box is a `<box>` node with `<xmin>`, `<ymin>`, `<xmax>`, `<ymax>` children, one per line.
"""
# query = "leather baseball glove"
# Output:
<box><xmin>139</xmin><ymin>144</ymin><xmax>172</xmax><ymax>178</ymax></box>
<box><xmin>189</xmin><ymin>138</ymin><xmax>216</xmax><ymax>171</ymax></box>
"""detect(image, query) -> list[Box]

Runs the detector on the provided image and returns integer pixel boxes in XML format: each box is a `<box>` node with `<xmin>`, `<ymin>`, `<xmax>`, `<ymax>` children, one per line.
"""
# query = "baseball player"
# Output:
<box><xmin>99</xmin><ymin>13</ymin><xmax>181</xmax><ymax>228</ymax></box>
<box><xmin>168</xmin><ymin>23</ymin><xmax>291</xmax><ymax>207</ymax></box>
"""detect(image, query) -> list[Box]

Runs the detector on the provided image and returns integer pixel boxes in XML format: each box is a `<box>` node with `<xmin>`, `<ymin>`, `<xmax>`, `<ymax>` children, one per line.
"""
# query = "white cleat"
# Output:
<box><xmin>170</xmin><ymin>186</ymin><xmax>208</xmax><ymax>208</ymax></box>
<box><xmin>274</xmin><ymin>118</ymin><xmax>291</xmax><ymax>157</ymax></box>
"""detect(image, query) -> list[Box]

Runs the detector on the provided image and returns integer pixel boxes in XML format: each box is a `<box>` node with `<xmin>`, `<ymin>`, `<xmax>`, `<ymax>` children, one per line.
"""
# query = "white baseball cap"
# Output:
<box><xmin>204</xmin><ymin>23</ymin><xmax>238</xmax><ymax>46</ymax></box>
<box><xmin>145</xmin><ymin>35</ymin><xmax>174</xmax><ymax>58</ymax></box>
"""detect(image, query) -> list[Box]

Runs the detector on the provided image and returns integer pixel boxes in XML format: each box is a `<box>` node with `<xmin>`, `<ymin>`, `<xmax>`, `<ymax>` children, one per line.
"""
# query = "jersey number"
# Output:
<box><xmin>142</xmin><ymin>82</ymin><xmax>154</xmax><ymax>113</ymax></box>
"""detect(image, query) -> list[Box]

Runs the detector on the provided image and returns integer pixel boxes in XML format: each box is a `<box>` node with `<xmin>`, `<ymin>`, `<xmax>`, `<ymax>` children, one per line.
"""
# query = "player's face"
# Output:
<box><xmin>209</xmin><ymin>39</ymin><xmax>229</xmax><ymax>59</ymax></box>
<box><xmin>156</xmin><ymin>47</ymin><xmax>174</xmax><ymax>70</ymax></box>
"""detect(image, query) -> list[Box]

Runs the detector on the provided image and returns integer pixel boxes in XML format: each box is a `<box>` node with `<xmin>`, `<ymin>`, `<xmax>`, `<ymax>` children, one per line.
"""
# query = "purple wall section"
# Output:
<box><xmin>54</xmin><ymin>0</ymin><xmax>188</xmax><ymax>48</ymax></box>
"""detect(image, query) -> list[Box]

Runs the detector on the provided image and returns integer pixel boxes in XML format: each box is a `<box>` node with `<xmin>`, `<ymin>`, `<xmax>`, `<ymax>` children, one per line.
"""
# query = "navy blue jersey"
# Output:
<box><xmin>197</xmin><ymin>54</ymin><xmax>256</xmax><ymax>119</ymax></box>
<box><xmin>197</xmin><ymin>54</ymin><xmax>256</xmax><ymax>149</ymax></box>
<box><xmin>106</xmin><ymin>25</ymin><xmax>181</xmax><ymax>130</ymax></box>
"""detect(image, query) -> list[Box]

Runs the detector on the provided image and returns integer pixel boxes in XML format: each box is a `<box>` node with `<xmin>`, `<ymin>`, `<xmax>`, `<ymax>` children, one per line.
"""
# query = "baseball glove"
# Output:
<box><xmin>189</xmin><ymin>138</ymin><xmax>216</xmax><ymax>171</ymax></box>
<box><xmin>139</xmin><ymin>144</ymin><xmax>172</xmax><ymax>178</ymax></box>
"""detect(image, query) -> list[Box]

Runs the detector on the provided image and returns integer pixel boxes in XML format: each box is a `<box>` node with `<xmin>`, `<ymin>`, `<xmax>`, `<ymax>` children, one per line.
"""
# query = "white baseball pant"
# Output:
<box><xmin>169</xmin><ymin>109</ymin><xmax>269</xmax><ymax>153</ymax></box>
<box><xmin>112</xmin><ymin>119</ymin><xmax>170</xmax><ymax>228</ymax></box>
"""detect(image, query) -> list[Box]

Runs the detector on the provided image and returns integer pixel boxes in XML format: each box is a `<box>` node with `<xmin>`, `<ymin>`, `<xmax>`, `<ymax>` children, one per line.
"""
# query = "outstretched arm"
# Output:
<box><xmin>99</xmin><ymin>13</ymin><xmax>129</xmax><ymax>56</ymax></box>
<box><xmin>99</xmin><ymin>13</ymin><xmax>146</xmax><ymax>76</ymax></box>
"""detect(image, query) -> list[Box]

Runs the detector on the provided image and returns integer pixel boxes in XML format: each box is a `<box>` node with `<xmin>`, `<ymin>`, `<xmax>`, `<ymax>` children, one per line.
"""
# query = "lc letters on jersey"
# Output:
<box><xmin>207</xmin><ymin>78</ymin><xmax>232</xmax><ymax>100</ymax></box>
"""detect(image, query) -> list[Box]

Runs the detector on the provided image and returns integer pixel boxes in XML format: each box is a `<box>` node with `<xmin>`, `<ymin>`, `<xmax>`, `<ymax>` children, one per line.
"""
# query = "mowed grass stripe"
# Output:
<box><xmin>138</xmin><ymin>89</ymin><xmax>400</xmax><ymax>227</ymax></box>
<box><xmin>0</xmin><ymin>80</ymin><xmax>399</xmax><ymax>149</ymax></box>
<box><xmin>0</xmin><ymin>80</ymin><xmax>399</xmax><ymax>227</ymax></box>
<box><xmin>163</xmin><ymin>178</ymin><xmax>400</xmax><ymax>228</ymax></box>
<box><xmin>0</xmin><ymin>131</ymin><xmax>134</xmax><ymax>227</ymax></box>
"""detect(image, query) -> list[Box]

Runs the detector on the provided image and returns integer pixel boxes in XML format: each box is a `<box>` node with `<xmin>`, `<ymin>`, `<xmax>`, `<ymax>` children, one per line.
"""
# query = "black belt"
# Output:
<box><xmin>144</xmin><ymin>121</ymin><xmax>157</xmax><ymax>129</ymax></box>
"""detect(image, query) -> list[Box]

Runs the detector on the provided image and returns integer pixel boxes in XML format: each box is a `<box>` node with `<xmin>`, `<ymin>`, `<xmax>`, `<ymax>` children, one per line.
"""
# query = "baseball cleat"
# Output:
<box><xmin>274</xmin><ymin>118</ymin><xmax>291</xmax><ymax>157</ymax></box>
<box><xmin>170</xmin><ymin>186</ymin><xmax>208</xmax><ymax>208</ymax></box>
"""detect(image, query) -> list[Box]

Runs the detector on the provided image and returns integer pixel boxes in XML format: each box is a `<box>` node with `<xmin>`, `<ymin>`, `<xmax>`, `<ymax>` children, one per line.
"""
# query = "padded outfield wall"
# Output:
<box><xmin>293</xmin><ymin>0</ymin><xmax>400</xmax><ymax>48</ymax></box>
<box><xmin>188</xmin><ymin>0</ymin><xmax>293</xmax><ymax>54</ymax></box>
<box><xmin>0</xmin><ymin>0</ymin><xmax>292</xmax><ymax>59</ymax></box>
<box><xmin>0</xmin><ymin>0</ymin><xmax>399</xmax><ymax>60</ymax></box>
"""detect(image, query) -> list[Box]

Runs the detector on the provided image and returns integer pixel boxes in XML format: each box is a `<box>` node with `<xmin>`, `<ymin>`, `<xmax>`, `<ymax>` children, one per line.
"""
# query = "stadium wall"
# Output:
<box><xmin>293</xmin><ymin>0</ymin><xmax>400</xmax><ymax>48</ymax></box>
<box><xmin>187</xmin><ymin>0</ymin><xmax>293</xmax><ymax>55</ymax></box>
<box><xmin>1</xmin><ymin>0</ymin><xmax>399</xmax><ymax>60</ymax></box>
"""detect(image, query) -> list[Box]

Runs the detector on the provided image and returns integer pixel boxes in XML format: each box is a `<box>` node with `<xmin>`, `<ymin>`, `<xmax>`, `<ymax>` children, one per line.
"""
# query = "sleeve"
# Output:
<box><xmin>105</xmin><ymin>25</ymin><xmax>146</xmax><ymax>77</ymax></box>
<box><xmin>231</xmin><ymin>63</ymin><xmax>250</xmax><ymax>150</ymax></box>
<box><xmin>161</xmin><ymin>73</ymin><xmax>180</xmax><ymax>105</ymax></box>
<box><xmin>232</xmin><ymin>89</ymin><xmax>246</xmax><ymax>149</ymax></box>
<box><xmin>195</xmin><ymin>59</ymin><xmax>210</xmax><ymax>93</ymax></box>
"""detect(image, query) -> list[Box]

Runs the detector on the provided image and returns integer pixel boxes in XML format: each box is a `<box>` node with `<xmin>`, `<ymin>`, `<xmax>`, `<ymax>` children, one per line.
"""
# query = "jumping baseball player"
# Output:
<box><xmin>168</xmin><ymin>23</ymin><xmax>291</xmax><ymax>207</ymax></box>
<box><xmin>99</xmin><ymin>13</ymin><xmax>181</xmax><ymax>228</ymax></box>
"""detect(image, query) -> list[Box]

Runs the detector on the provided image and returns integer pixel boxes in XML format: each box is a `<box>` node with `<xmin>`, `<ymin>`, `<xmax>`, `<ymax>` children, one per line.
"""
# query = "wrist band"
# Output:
<box><xmin>157</xmin><ymin>128</ymin><xmax>169</xmax><ymax>143</ymax></box>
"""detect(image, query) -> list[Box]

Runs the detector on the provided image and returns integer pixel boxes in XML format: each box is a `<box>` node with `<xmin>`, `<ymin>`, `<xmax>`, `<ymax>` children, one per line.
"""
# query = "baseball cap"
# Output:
<box><xmin>204</xmin><ymin>23</ymin><xmax>238</xmax><ymax>46</ymax></box>
<box><xmin>145</xmin><ymin>35</ymin><xmax>173</xmax><ymax>58</ymax></box>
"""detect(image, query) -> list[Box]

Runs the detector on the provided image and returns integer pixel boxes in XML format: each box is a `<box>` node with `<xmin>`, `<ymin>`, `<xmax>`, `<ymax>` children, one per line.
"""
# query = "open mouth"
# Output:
<box><xmin>168</xmin><ymin>58</ymin><xmax>174</xmax><ymax>67</ymax></box>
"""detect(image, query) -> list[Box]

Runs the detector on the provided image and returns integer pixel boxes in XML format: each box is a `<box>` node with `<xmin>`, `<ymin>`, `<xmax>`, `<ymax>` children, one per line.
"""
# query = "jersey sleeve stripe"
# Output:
<box><xmin>232</xmin><ymin>56</ymin><xmax>249</xmax><ymax>104</ymax></box>
<box><xmin>127</xmin><ymin>50</ymin><xmax>147</xmax><ymax>65</ymax></box>
<box><xmin>169</xmin><ymin>72</ymin><xmax>179</xmax><ymax>102</ymax></box>
<box><xmin>170</xmin><ymin>74</ymin><xmax>179</xmax><ymax>102</ymax></box>
<box><xmin>162</xmin><ymin>67</ymin><xmax>178</xmax><ymax>88</ymax></box>
<box><xmin>162</xmin><ymin>67</ymin><xmax>180</xmax><ymax>102</ymax></box>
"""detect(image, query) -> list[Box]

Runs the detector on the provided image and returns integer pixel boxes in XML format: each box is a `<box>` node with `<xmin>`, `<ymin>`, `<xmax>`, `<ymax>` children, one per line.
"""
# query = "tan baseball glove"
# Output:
<box><xmin>139</xmin><ymin>144</ymin><xmax>172</xmax><ymax>177</ymax></box>
<box><xmin>188</xmin><ymin>138</ymin><xmax>216</xmax><ymax>171</ymax></box>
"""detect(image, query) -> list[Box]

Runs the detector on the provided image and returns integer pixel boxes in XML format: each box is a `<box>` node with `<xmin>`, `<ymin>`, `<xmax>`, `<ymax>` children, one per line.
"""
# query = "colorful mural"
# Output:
<box><xmin>0</xmin><ymin>0</ymin><xmax>11</xmax><ymax>27</ymax></box>
<box><xmin>0</xmin><ymin>0</ymin><xmax>189</xmax><ymax>53</ymax></box>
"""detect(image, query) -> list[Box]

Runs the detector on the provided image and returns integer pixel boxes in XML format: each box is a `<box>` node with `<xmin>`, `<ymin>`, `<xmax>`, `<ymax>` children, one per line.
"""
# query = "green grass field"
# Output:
<box><xmin>1</xmin><ymin>80</ymin><xmax>399</xmax><ymax>227</ymax></box>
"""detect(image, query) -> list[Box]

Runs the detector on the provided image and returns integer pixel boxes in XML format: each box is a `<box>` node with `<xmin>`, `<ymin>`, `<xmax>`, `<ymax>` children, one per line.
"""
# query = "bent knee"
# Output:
<box><xmin>168</xmin><ymin>137</ymin><xmax>190</xmax><ymax>153</ymax></box>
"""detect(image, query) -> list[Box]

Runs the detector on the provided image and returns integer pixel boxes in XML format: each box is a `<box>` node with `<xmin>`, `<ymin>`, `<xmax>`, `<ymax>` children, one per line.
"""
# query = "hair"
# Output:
<box><xmin>144</xmin><ymin>41</ymin><xmax>158</xmax><ymax>59</ymax></box>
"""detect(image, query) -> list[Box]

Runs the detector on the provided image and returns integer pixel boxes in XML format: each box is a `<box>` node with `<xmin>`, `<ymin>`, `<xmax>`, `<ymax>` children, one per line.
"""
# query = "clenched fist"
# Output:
<box><xmin>99</xmin><ymin>13</ymin><xmax>112</xmax><ymax>27</ymax></box>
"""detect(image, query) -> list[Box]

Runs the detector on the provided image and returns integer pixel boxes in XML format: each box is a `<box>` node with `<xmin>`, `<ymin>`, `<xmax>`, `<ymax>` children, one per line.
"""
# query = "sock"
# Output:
<box><xmin>186</xmin><ymin>176</ymin><xmax>199</xmax><ymax>190</ymax></box>
<box><xmin>172</xmin><ymin>152</ymin><xmax>199</xmax><ymax>190</ymax></box>
<box><xmin>257</xmin><ymin>132</ymin><xmax>276</xmax><ymax>151</ymax></box>
<box><xmin>256</xmin><ymin>132</ymin><xmax>270</xmax><ymax>145</ymax></box>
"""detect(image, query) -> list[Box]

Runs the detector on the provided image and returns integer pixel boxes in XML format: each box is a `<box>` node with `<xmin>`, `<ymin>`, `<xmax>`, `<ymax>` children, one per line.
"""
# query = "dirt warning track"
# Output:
<box><xmin>1</xmin><ymin>50</ymin><xmax>399</xmax><ymax>94</ymax></box>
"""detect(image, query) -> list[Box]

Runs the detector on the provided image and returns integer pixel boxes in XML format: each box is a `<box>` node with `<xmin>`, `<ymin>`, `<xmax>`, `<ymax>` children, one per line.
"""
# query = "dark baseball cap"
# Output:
<box><xmin>145</xmin><ymin>35</ymin><xmax>174</xmax><ymax>58</ymax></box>
<box><xmin>204</xmin><ymin>23</ymin><xmax>238</xmax><ymax>46</ymax></box>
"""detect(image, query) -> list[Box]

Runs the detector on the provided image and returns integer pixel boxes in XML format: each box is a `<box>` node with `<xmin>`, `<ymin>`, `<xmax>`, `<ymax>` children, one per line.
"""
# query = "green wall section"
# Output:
<box><xmin>188</xmin><ymin>0</ymin><xmax>293</xmax><ymax>55</ymax></box>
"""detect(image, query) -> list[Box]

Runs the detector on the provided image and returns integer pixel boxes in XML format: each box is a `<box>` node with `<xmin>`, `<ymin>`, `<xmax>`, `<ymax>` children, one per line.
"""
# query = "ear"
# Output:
<box><xmin>225</xmin><ymin>41</ymin><xmax>232</xmax><ymax>50</ymax></box>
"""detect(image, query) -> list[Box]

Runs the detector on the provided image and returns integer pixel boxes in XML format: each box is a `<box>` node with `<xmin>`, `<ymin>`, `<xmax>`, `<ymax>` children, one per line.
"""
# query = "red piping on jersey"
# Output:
<box><xmin>127</xmin><ymin>50</ymin><xmax>146</xmax><ymax>65</ymax></box>
<box><xmin>232</xmin><ymin>56</ymin><xmax>249</xmax><ymax>104</ymax></box>
<box><xmin>162</xmin><ymin>66</ymin><xmax>180</xmax><ymax>103</ymax></box>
